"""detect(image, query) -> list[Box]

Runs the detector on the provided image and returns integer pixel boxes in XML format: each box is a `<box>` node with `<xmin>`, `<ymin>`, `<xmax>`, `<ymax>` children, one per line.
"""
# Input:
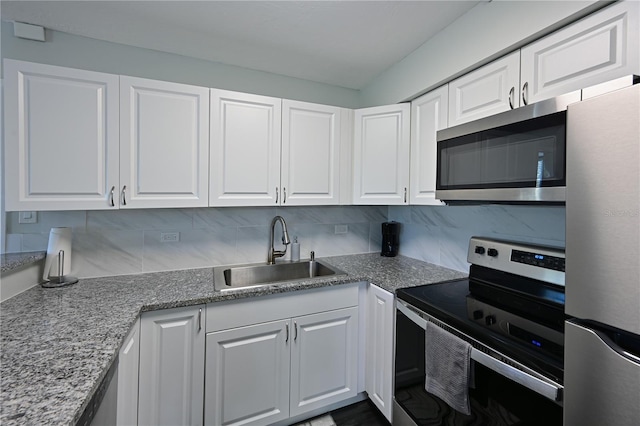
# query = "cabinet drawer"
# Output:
<box><xmin>206</xmin><ymin>283</ymin><xmax>360</xmax><ymax>332</ymax></box>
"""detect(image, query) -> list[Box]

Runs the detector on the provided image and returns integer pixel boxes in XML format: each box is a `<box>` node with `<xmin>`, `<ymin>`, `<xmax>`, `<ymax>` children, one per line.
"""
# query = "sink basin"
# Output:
<box><xmin>213</xmin><ymin>260</ymin><xmax>346</xmax><ymax>291</ymax></box>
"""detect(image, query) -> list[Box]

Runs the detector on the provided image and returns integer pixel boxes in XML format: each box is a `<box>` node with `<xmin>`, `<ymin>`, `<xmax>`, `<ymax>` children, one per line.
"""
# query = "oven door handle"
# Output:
<box><xmin>397</xmin><ymin>301</ymin><xmax>563</xmax><ymax>402</ymax></box>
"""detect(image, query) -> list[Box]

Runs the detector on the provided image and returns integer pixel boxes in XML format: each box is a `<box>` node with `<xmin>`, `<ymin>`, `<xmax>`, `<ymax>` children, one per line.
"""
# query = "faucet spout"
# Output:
<box><xmin>268</xmin><ymin>216</ymin><xmax>291</xmax><ymax>264</ymax></box>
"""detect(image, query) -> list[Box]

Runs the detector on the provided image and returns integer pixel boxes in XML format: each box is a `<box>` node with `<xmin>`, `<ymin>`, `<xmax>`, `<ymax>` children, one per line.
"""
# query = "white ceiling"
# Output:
<box><xmin>1</xmin><ymin>1</ymin><xmax>482</xmax><ymax>90</ymax></box>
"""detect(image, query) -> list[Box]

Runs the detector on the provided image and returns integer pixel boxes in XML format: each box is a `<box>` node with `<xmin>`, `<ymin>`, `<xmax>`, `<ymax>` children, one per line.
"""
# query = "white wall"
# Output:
<box><xmin>2</xmin><ymin>1</ymin><xmax>606</xmax><ymax>109</ymax></box>
<box><xmin>359</xmin><ymin>0</ymin><xmax>603</xmax><ymax>106</ymax></box>
<box><xmin>0</xmin><ymin>21</ymin><xmax>361</xmax><ymax>108</ymax></box>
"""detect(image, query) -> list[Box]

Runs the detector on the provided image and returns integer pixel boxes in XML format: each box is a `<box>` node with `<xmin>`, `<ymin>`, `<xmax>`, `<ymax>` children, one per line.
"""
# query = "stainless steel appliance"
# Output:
<box><xmin>394</xmin><ymin>237</ymin><xmax>566</xmax><ymax>425</ymax></box>
<box><xmin>564</xmin><ymin>84</ymin><xmax>640</xmax><ymax>425</ymax></box>
<box><xmin>435</xmin><ymin>93</ymin><xmax>579</xmax><ymax>203</ymax></box>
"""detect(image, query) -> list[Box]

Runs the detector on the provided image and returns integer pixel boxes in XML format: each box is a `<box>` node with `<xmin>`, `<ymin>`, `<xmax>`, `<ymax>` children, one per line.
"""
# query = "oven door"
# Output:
<box><xmin>394</xmin><ymin>301</ymin><xmax>563</xmax><ymax>426</ymax></box>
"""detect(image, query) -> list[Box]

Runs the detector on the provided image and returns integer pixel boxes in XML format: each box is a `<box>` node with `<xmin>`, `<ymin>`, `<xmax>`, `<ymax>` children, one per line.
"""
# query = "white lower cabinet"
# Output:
<box><xmin>290</xmin><ymin>307</ymin><xmax>359</xmax><ymax>417</ymax></box>
<box><xmin>364</xmin><ymin>284</ymin><xmax>395</xmax><ymax>423</ymax></box>
<box><xmin>138</xmin><ymin>305</ymin><xmax>205</xmax><ymax>426</ymax></box>
<box><xmin>206</xmin><ymin>320</ymin><xmax>291</xmax><ymax>426</ymax></box>
<box><xmin>117</xmin><ymin>318</ymin><xmax>140</xmax><ymax>426</ymax></box>
<box><xmin>204</xmin><ymin>284</ymin><xmax>360</xmax><ymax>426</ymax></box>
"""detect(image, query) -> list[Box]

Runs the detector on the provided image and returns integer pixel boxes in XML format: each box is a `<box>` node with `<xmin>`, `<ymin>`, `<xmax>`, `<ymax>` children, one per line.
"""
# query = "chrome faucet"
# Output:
<box><xmin>268</xmin><ymin>216</ymin><xmax>291</xmax><ymax>264</ymax></box>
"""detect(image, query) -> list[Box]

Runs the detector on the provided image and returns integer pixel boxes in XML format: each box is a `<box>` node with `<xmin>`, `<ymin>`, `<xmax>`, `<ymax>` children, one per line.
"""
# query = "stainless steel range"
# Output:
<box><xmin>394</xmin><ymin>237</ymin><xmax>566</xmax><ymax>425</ymax></box>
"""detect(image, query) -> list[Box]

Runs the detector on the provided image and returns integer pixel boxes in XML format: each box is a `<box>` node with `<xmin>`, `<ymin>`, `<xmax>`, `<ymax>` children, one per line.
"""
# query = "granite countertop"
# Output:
<box><xmin>0</xmin><ymin>253</ymin><xmax>466</xmax><ymax>425</ymax></box>
<box><xmin>1</xmin><ymin>251</ymin><xmax>46</xmax><ymax>273</ymax></box>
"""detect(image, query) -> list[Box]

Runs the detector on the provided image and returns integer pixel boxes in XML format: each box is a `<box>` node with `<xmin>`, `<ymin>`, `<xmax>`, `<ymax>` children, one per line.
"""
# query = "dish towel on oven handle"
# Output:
<box><xmin>425</xmin><ymin>321</ymin><xmax>472</xmax><ymax>415</ymax></box>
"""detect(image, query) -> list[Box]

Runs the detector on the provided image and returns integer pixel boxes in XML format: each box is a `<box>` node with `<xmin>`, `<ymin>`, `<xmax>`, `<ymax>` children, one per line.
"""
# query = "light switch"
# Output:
<box><xmin>18</xmin><ymin>211</ymin><xmax>38</xmax><ymax>224</ymax></box>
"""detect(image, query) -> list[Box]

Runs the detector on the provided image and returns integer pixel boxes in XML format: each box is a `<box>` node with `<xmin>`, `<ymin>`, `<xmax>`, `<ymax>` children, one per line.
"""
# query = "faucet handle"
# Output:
<box><xmin>310</xmin><ymin>251</ymin><xmax>315</xmax><ymax>261</ymax></box>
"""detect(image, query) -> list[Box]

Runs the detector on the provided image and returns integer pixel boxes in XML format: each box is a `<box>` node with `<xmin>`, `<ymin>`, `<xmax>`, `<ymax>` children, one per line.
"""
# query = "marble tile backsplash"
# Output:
<box><xmin>5</xmin><ymin>206</ymin><xmax>387</xmax><ymax>278</ymax></box>
<box><xmin>5</xmin><ymin>204</ymin><xmax>565</xmax><ymax>278</ymax></box>
<box><xmin>388</xmin><ymin>205</ymin><xmax>566</xmax><ymax>272</ymax></box>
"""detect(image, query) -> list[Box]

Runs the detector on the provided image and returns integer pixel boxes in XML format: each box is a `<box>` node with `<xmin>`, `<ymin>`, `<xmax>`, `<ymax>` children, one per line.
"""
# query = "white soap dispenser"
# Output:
<box><xmin>291</xmin><ymin>236</ymin><xmax>300</xmax><ymax>262</ymax></box>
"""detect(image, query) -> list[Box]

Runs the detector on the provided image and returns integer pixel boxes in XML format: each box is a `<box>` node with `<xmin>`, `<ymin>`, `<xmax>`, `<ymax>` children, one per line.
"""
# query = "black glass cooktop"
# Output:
<box><xmin>397</xmin><ymin>279</ymin><xmax>565</xmax><ymax>383</ymax></box>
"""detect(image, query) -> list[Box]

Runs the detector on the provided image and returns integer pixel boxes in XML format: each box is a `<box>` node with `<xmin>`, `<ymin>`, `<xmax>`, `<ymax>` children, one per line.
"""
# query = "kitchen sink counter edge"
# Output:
<box><xmin>0</xmin><ymin>253</ymin><xmax>466</xmax><ymax>426</ymax></box>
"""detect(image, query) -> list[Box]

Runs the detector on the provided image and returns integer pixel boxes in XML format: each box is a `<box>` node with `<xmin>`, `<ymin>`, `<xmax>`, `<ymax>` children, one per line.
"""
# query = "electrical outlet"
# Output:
<box><xmin>160</xmin><ymin>232</ymin><xmax>180</xmax><ymax>243</ymax></box>
<box><xmin>18</xmin><ymin>211</ymin><xmax>38</xmax><ymax>224</ymax></box>
<box><xmin>334</xmin><ymin>225</ymin><xmax>348</xmax><ymax>234</ymax></box>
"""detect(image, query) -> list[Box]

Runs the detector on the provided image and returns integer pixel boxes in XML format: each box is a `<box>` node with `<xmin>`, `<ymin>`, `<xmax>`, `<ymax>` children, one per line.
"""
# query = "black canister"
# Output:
<box><xmin>381</xmin><ymin>221</ymin><xmax>400</xmax><ymax>257</ymax></box>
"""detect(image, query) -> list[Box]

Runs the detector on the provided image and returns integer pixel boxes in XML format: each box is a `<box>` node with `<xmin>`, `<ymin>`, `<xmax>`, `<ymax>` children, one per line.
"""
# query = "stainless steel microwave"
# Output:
<box><xmin>436</xmin><ymin>91</ymin><xmax>581</xmax><ymax>203</ymax></box>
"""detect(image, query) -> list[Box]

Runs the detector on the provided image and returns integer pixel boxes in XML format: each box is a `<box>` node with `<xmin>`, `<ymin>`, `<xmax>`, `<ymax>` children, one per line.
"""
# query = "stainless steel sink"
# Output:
<box><xmin>213</xmin><ymin>260</ymin><xmax>346</xmax><ymax>291</ymax></box>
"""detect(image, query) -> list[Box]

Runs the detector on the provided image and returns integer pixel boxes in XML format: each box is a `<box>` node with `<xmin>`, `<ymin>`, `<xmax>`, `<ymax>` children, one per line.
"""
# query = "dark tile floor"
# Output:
<box><xmin>294</xmin><ymin>400</ymin><xmax>390</xmax><ymax>426</ymax></box>
<box><xmin>331</xmin><ymin>400</ymin><xmax>390</xmax><ymax>426</ymax></box>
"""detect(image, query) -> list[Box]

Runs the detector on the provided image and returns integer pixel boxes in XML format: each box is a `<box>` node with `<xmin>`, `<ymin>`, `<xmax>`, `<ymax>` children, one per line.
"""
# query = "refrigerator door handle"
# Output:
<box><xmin>582</xmin><ymin>322</ymin><xmax>640</xmax><ymax>365</ymax></box>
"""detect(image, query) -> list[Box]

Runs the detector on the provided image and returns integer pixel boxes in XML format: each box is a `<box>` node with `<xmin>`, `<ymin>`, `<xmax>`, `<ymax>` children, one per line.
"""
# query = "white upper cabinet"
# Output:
<box><xmin>120</xmin><ymin>76</ymin><xmax>210</xmax><ymax>208</ymax></box>
<box><xmin>410</xmin><ymin>85</ymin><xmax>448</xmax><ymax>205</ymax></box>
<box><xmin>210</xmin><ymin>92</ymin><xmax>343</xmax><ymax>207</ymax></box>
<box><xmin>521</xmin><ymin>1</ymin><xmax>639</xmax><ymax>105</ymax></box>
<box><xmin>3</xmin><ymin>59</ymin><xmax>119</xmax><ymax>211</ymax></box>
<box><xmin>281</xmin><ymin>100</ymin><xmax>341</xmax><ymax>205</ymax></box>
<box><xmin>448</xmin><ymin>51</ymin><xmax>521</xmax><ymax>127</ymax></box>
<box><xmin>210</xmin><ymin>89</ymin><xmax>282</xmax><ymax>206</ymax></box>
<box><xmin>353</xmin><ymin>104</ymin><xmax>410</xmax><ymax>205</ymax></box>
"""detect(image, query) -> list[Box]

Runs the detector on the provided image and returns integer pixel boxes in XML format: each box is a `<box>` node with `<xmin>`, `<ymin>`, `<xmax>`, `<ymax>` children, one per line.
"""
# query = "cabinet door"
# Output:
<box><xmin>290</xmin><ymin>307</ymin><xmax>359</xmax><ymax>417</ymax></box>
<box><xmin>205</xmin><ymin>320</ymin><xmax>290</xmax><ymax>426</ymax></box>
<box><xmin>365</xmin><ymin>285</ymin><xmax>395</xmax><ymax>422</ymax></box>
<box><xmin>353</xmin><ymin>104</ymin><xmax>410</xmax><ymax>205</ymax></box>
<box><xmin>448</xmin><ymin>51</ymin><xmax>520</xmax><ymax>127</ymax></box>
<box><xmin>138</xmin><ymin>305</ymin><xmax>205</xmax><ymax>426</ymax></box>
<box><xmin>410</xmin><ymin>85</ymin><xmax>448</xmax><ymax>206</ymax></box>
<box><xmin>120</xmin><ymin>76</ymin><xmax>209</xmax><ymax>208</ymax></box>
<box><xmin>281</xmin><ymin>100</ymin><xmax>341</xmax><ymax>206</ymax></box>
<box><xmin>210</xmin><ymin>89</ymin><xmax>282</xmax><ymax>206</ymax></box>
<box><xmin>521</xmin><ymin>1</ymin><xmax>639</xmax><ymax>105</ymax></box>
<box><xmin>3</xmin><ymin>59</ymin><xmax>119</xmax><ymax>211</ymax></box>
<box><xmin>117</xmin><ymin>318</ymin><xmax>140</xmax><ymax>426</ymax></box>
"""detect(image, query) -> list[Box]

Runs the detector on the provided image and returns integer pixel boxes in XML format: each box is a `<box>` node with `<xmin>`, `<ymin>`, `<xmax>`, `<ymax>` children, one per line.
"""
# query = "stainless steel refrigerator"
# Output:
<box><xmin>565</xmin><ymin>83</ymin><xmax>640</xmax><ymax>425</ymax></box>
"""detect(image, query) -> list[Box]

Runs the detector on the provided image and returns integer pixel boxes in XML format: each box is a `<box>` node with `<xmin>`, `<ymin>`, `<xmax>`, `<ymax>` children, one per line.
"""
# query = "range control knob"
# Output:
<box><xmin>472</xmin><ymin>310</ymin><xmax>483</xmax><ymax>320</ymax></box>
<box><xmin>485</xmin><ymin>315</ymin><xmax>496</xmax><ymax>326</ymax></box>
<box><xmin>474</xmin><ymin>246</ymin><xmax>485</xmax><ymax>255</ymax></box>
<box><xmin>487</xmin><ymin>248</ymin><xmax>499</xmax><ymax>257</ymax></box>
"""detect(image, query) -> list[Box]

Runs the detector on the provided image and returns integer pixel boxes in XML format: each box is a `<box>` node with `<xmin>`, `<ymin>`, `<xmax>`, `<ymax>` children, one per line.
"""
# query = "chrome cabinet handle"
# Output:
<box><xmin>283</xmin><ymin>187</ymin><xmax>287</xmax><ymax>204</ymax></box>
<box><xmin>522</xmin><ymin>82</ymin><xmax>529</xmax><ymax>106</ymax></box>
<box><xmin>509</xmin><ymin>87</ymin><xmax>515</xmax><ymax>109</ymax></box>
<box><xmin>404</xmin><ymin>187</ymin><xmax>407</xmax><ymax>203</ymax></box>
<box><xmin>121</xmin><ymin>185</ymin><xmax>127</xmax><ymax>206</ymax></box>
<box><xmin>275</xmin><ymin>187</ymin><xmax>279</xmax><ymax>204</ymax></box>
<box><xmin>198</xmin><ymin>308</ymin><xmax>202</xmax><ymax>332</ymax></box>
<box><xmin>109</xmin><ymin>186</ymin><xmax>115</xmax><ymax>207</ymax></box>
<box><xmin>286</xmin><ymin>323</ymin><xmax>289</xmax><ymax>343</ymax></box>
<box><xmin>294</xmin><ymin>321</ymin><xmax>298</xmax><ymax>341</ymax></box>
